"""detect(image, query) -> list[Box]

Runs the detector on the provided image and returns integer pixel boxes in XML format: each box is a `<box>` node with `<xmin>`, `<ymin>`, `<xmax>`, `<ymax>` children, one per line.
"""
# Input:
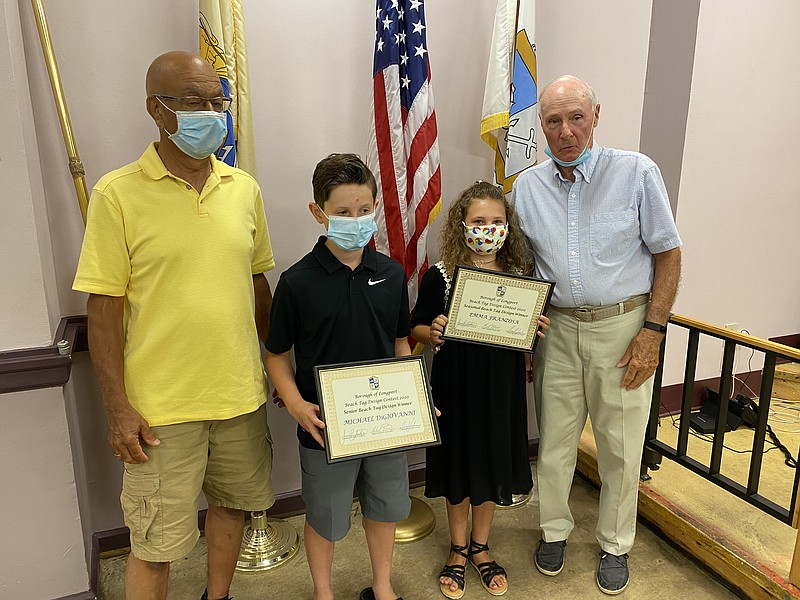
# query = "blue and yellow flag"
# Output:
<box><xmin>480</xmin><ymin>0</ymin><xmax>537</xmax><ymax>194</ymax></box>
<box><xmin>199</xmin><ymin>0</ymin><xmax>257</xmax><ymax>176</ymax></box>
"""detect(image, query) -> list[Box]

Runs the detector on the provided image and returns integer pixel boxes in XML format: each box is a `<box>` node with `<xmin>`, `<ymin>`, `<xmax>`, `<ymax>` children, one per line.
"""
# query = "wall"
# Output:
<box><xmin>0</xmin><ymin>0</ymin><xmax>88</xmax><ymax>596</ymax></box>
<box><xmin>4</xmin><ymin>2</ymin><xmax>660</xmax><ymax>596</ymax></box>
<box><xmin>535</xmin><ymin>1</ymin><xmax>653</xmax><ymax>157</ymax></box>
<box><xmin>6</xmin><ymin>0</ymin><xmax>800</xmax><ymax>597</ymax></box>
<box><xmin>0</xmin><ymin>389</ymin><xmax>88</xmax><ymax>599</ymax></box>
<box><xmin>0</xmin><ymin>0</ymin><xmax>51</xmax><ymax>351</ymax></box>
<box><xmin>663</xmin><ymin>0</ymin><xmax>800</xmax><ymax>383</ymax></box>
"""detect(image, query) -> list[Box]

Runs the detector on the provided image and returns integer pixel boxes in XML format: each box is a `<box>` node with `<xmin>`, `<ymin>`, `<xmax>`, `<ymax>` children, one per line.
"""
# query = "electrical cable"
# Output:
<box><xmin>659</xmin><ymin>400</ymin><xmax>781</xmax><ymax>457</ymax></box>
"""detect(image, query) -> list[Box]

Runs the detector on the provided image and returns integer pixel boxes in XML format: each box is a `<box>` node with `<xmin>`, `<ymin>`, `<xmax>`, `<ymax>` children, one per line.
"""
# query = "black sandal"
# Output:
<box><xmin>439</xmin><ymin>542</ymin><xmax>468</xmax><ymax>599</ymax></box>
<box><xmin>468</xmin><ymin>538</ymin><xmax>508</xmax><ymax>596</ymax></box>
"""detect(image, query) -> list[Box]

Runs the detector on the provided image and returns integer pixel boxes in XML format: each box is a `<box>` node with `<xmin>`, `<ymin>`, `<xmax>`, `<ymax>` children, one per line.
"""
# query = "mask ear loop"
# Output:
<box><xmin>583</xmin><ymin>104</ymin><xmax>599</xmax><ymax>152</ymax></box>
<box><xmin>154</xmin><ymin>96</ymin><xmax>178</xmax><ymax>137</ymax></box>
<box><xmin>576</xmin><ymin>104</ymin><xmax>598</xmax><ymax>156</ymax></box>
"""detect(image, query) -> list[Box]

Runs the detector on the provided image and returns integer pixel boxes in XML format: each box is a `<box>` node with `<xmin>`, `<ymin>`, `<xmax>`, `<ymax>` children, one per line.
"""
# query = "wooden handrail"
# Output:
<box><xmin>670</xmin><ymin>314</ymin><xmax>800</xmax><ymax>361</ymax></box>
<box><xmin>0</xmin><ymin>315</ymin><xmax>87</xmax><ymax>394</ymax></box>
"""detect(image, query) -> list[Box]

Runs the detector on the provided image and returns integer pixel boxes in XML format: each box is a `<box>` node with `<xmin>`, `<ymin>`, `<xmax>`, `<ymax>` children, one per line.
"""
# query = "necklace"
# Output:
<box><xmin>472</xmin><ymin>257</ymin><xmax>497</xmax><ymax>268</ymax></box>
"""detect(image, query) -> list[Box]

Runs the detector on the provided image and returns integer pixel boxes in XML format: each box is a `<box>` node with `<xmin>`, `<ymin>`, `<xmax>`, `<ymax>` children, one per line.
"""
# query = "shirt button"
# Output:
<box><xmin>570</xmin><ymin>193</ymin><xmax>576</xmax><ymax>199</ymax></box>
<box><xmin>186</xmin><ymin>184</ymin><xmax>191</xmax><ymax>190</ymax></box>
<box><xmin>570</xmin><ymin>251</ymin><xmax>576</xmax><ymax>256</ymax></box>
<box><xmin>572</xmin><ymin>280</ymin><xmax>578</xmax><ymax>286</ymax></box>
<box><xmin>571</xmin><ymin>221</ymin><xmax>576</xmax><ymax>226</ymax></box>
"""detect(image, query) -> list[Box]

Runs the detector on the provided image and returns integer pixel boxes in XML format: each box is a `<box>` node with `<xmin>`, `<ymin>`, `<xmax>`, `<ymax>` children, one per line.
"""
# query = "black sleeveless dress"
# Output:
<box><xmin>411</xmin><ymin>263</ymin><xmax>533</xmax><ymax>506</ymax></box>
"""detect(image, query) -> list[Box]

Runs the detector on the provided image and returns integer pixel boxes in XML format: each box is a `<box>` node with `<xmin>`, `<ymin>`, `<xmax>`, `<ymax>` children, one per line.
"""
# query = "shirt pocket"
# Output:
<box><xmin>590</xmin><ymin>210</ymin><xmax>637</xmax><ymax>263</ymax></box>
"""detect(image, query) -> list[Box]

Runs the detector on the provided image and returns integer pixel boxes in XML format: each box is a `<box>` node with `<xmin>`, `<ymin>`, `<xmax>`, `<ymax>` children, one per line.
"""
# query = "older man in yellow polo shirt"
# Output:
<box><xmin>73</xmin><ymin>51</ymin><xmax>275</xmax><ymax>600</ymax></box>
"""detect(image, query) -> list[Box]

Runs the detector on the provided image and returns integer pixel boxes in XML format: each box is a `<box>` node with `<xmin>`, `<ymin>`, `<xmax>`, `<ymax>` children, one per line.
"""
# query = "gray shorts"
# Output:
<box><xmin>299</xmin><ymin>446</ymin><xmax>411</xmax><ymax>542</ymax></box>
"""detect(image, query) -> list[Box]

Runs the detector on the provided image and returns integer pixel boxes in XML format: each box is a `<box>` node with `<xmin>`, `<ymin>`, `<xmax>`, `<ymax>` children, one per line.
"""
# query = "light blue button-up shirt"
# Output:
<box><xmin>512</xmin><ymin>144</ymin><xmax>682</xmax><ymax>307</ymax></box>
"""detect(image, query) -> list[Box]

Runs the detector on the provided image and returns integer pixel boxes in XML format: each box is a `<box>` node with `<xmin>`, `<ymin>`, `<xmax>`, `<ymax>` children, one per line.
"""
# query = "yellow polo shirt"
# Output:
<box><xmin>73</xmin><ymin>143</ymin><xmax>274</xmax><ymax>426</ymax></box>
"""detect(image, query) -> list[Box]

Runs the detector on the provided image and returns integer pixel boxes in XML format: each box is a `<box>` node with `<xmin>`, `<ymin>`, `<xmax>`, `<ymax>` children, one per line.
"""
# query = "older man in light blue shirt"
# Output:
<box><xmin>513</xmin><ymin>75</ymin><xmax>682</xmax><ymax>595</ymax></box>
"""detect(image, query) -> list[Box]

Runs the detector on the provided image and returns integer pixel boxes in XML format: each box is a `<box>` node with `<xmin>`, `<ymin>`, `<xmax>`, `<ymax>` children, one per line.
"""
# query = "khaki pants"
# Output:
<box><xmin>533</xmin><ymin>304</ymin><xmax>652</xmax><ymax>555</ymax></box>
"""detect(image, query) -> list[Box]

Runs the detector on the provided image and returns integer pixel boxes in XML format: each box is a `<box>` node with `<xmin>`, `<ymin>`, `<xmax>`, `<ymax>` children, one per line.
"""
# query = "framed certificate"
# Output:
<box><xmin>442</xmin><ymin>265</ymin><xmax>554</xmax><ymax>351</ymax></box>
<box><xmin>314</xmin><ymin>355</ymin><xmax>440</xmax><ymax>464</ymax></box>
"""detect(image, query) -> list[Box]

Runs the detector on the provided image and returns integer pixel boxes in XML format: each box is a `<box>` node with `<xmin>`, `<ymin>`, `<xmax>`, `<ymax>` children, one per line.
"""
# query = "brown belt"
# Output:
<box><xmin>550</xmin><ymin>294</ymin><xmax>650</xmax><ymax>322</ymax></box>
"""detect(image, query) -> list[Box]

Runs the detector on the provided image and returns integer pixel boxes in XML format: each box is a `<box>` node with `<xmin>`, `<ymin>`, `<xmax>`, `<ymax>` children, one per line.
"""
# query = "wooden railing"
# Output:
<box><xmin>644</xmin><ymin>315</ymin><xmax>800</xmax><ymax>585</ymax></box>
<box><xmin>0</xmin><ymin>315</ymin><xmax>87</xmax><ymax>394</ymax></box>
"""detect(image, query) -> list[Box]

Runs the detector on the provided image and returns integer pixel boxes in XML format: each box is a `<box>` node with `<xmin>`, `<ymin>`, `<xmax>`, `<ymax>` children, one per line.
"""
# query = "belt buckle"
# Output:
<box><xmin>573</xmin><ymin>308</ymin><xmax>593</xmax><ymax>322</ymax></box>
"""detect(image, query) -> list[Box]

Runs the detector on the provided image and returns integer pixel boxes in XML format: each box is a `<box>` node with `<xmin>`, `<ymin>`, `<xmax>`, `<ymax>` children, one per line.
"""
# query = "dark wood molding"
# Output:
<box><xmin>0</xmin><ymin>314</ymin><xmax>87</xmax><ymax>394</ymax></box>
<box><xmin>769</xmin><ymin>333</ymin><xmax>800</xmax><ymax>356</ymax></box>
<box><xmin>54</xmin><ymin>592</ymin><xmax>96</xmax><ymax>600</ymax></box>
<box><xmin>658</xmin><ymin>370</ymin><xmax>763</xmax><ymax>416</ymax></box>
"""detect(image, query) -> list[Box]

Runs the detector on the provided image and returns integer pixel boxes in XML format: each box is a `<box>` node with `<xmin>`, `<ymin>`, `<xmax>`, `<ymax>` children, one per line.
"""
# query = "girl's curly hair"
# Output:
<box><xmin>438</xmin><ymin>181</ymin><xmax>531</xmax><ymax>276</ymax></box>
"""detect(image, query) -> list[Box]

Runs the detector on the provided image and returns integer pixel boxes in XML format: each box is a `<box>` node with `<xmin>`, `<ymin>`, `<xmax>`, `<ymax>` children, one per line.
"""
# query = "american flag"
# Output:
<box><xmin>367</xmin><ymin>0</ymin><xmax>442</xmax><ymax>308</ymax></box>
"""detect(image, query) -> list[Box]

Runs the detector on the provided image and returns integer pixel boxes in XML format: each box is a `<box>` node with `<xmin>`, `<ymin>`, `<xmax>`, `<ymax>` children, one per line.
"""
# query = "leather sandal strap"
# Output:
<box><xmin>449</xmin><ymin>543</ymin><xmax>469</xmax><ymax>560</ymax></box>
<box><xmin>475</xmin><ymin>560</ymin><xmax>507</xmax><ymax>586</ymax></box>
<box><xmin>439</xmin><ymin>563</ymin><xmax>466</xmax><ymax>587</ymax></box>
<box><xmin>468</xmin><ymin>538</ymin><xmax>490</xmax><ymax>555</ymax></box>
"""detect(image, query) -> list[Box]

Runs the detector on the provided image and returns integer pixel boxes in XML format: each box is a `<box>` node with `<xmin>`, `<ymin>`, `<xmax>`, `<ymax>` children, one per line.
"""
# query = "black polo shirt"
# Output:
<box><xmin>265</xmin><ymin>236</ymin><xmax>411</xmax><ymax>449</ymax></box>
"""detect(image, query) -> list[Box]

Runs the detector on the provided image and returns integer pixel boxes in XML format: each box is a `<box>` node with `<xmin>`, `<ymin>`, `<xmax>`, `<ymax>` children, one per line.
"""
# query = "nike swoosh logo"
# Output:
<box><xmin>368</xmin><ymin>278</ymin><xmax>387</xmax><ymax>286</ymax></box>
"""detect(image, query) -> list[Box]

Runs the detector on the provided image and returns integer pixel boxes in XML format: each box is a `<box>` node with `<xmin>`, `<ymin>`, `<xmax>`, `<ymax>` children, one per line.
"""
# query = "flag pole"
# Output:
<box><xmin>30</xmin><ymin>0</ymin><xmax>89</xmax><ymax>224</ymax></box>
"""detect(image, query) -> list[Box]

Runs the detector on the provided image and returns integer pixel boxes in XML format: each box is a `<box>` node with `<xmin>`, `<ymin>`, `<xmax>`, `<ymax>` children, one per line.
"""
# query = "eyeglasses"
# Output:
<box><xmin>153</xmin><ymin>94</ymin><xmax>232</xmax><ymax>113</ymax></box>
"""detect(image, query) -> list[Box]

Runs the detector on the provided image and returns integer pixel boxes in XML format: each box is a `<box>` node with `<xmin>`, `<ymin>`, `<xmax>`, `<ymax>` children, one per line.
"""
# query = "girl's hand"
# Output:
<box><xmin>429</xmin><ymin>314</ymin><xmax>448</xmax><ymax>349</ymax></box>
<box><xmin>536</xmin><ymin>314</ymin><xmax>551</xmax><ymax>338</ymax></box>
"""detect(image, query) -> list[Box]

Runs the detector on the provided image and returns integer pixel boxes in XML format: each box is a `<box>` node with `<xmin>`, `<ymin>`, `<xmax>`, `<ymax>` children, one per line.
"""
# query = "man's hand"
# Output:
<box><xmin>106</xmin><ymin>401</ymin><xmax>159</xmax><ymax>464</ymax></box>
<box><xmin>617</xmin><ymin>328</ymin><xmax>663</xmax><ymax>390</ymax></box>
<box><xmin>285</xmin><ymin>398</ymin><xmax>326</xmax><ymax>447</ymax></box>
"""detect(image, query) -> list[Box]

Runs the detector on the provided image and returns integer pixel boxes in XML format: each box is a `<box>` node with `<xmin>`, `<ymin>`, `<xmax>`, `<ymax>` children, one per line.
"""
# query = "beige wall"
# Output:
<box><xmin>0</xmin><ymin>0</ymin><xmax>88</xmax><ymax>597</ymax></box>
<box><xmin>4</xmin><ymin>0</ymin><xmax>800</xmax><ymax>597</ymax></box>
<box><xmin>536</xmin><ymin>0</ymin><xmax>653</xmax><ymax>156</ymax></box>
<box><xmin>662</xmin><ymin>0</ymin><xmax>800</xmax><ymax>383</ymax></box>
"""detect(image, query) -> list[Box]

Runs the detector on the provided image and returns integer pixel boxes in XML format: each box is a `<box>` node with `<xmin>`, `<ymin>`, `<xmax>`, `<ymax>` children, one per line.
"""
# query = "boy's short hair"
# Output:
<box><xmin>312</xmin><ymin>153</ymin><xmax>378</xmax><ymax>207</ymax></box>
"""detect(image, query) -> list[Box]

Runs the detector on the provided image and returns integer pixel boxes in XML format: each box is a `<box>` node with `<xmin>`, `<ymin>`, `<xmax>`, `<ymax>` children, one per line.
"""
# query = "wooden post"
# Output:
<box><xmin>791</xmin><ymin>528</ymin><xmax>800</xmax><ymax>588</ymax></box>
<box><xmin>791</xmin><ymin>473</ymin><xmax>800</xmax><ymax>588</ymax></box>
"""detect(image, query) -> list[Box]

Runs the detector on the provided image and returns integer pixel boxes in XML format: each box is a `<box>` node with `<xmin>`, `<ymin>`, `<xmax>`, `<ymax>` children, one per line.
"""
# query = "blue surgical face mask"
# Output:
<box><xmin>158</xmin><ymin>98</ymin><xmax>227</xmax><ymax>159</ymax></box>
<box><xmin>544</xmin><ymin>144</ymin><xmax>591</xmax><ymax>167</ymax></box>
<box><xmin>322</xmin><ymin>210</ymin><xmax>378</xmax><ymax>252</ymax></box>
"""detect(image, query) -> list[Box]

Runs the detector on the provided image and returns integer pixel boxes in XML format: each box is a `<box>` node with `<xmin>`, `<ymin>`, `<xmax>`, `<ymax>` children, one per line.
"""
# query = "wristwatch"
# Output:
<box><xmin>642</xmin><ymin>320</ymin><xmax>667</xmax><ymax>333</ymax></box>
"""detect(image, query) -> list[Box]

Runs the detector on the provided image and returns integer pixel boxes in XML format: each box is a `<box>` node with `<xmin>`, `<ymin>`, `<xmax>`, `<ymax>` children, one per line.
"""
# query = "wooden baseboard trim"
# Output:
<box><xmin>54</xmin><ymin>592</ymin><xmax>96</xmax><ymax>600</ymax></box>
<box><xmin>770</xmin><ymin>334</ymin><xmax>800</xmax><ymax>351</ymax></box>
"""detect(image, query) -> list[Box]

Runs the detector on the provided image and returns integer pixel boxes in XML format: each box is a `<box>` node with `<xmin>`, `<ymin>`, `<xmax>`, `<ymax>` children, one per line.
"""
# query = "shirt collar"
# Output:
<box><xmin>549</xmin><ymin>142</ymin><xmax>603</xmax><ymax>185</ymax></box>
<box><xmin>138</xmin><ymin>142</ymin><xmax>236</xmax><ymax>182</ymax></box>
<box><xmin>311</xmin><ymin>236</ymin><xmax>378</xmax><ymax>274</ymax></box>
<box><xmin>576</xmin><ymin>142</ymin><xmax>602</xmax><ymax>183</ymax></box>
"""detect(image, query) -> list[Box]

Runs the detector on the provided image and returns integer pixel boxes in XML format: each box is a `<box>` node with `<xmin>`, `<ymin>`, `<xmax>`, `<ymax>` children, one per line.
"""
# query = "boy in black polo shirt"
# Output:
<box><xmin>265</xmin><ymin>153</ymin><xmax>410</xmax><ymax>600</ymax></box>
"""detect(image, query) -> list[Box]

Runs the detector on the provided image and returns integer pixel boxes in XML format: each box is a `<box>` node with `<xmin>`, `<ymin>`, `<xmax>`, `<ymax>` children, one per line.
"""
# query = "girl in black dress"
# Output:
<box><xmin>411</xmin><ymin>181</ymin><xmax>548</xmax><ymax>598</ymax></box>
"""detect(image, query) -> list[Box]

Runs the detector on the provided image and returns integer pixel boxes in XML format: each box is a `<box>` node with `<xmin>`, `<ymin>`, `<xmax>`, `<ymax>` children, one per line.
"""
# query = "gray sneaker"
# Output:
<box><xmin>596</xmin><ymin>551</ymin><xmax>629</xmax><ymax>595</ymax></box>
<box><xmin>534</xmin><ymin>539</ymin><xmax>566</xmax><ymax>576</ymax></box>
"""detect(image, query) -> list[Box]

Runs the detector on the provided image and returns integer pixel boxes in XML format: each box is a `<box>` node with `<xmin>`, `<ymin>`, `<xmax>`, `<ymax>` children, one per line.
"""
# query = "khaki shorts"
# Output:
<box><xmin>121</xmin><ymin>404</ymin><xmax>274</xmax><ymax>562</ymax></box>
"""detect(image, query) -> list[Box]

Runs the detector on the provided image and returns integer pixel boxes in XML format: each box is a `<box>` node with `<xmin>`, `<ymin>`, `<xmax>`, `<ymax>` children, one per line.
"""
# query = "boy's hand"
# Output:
<box><xmin>272</xmin><ymin>387</ymin><xmax>285</xmax><ymax>408</ymax></box>
<box><xmin>286</xmin><ymin>399</ymin><xmax>326</xmax><ymax>447</ymax></box>
<box><xmin>525</xmin><ymin>353</ymin><xmax>534</xmax><ymax>383</ymax></box>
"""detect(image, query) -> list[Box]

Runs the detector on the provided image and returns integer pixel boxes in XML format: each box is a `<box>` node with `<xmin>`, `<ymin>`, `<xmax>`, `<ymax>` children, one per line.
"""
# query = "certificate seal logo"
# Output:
<box><xmin>369</xmin><ymin>376</ymin><xmax>380</xmax><ymax>390</ymax></box>
<box><xmin>496</xmin><ymin>285</ymin><xmax>506</xmax><ymax>297</ymax></box>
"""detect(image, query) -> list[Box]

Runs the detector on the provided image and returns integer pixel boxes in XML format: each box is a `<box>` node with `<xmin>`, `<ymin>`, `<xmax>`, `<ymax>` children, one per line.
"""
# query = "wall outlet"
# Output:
<box><xmin>720</xmin><ymin>323</ymin><xmax>742</xmax><ymax>372</ymax></box>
